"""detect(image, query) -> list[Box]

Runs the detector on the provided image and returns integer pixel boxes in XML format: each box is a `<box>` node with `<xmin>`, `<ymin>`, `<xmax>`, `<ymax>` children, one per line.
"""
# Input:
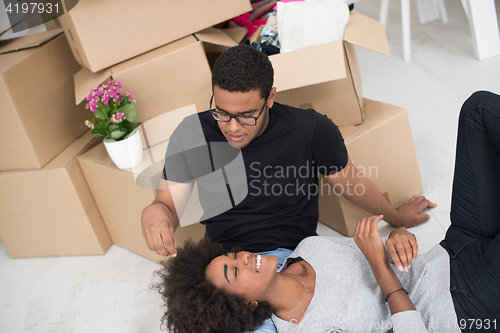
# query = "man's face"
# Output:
<box><xmin>212</xmin><ymin>86</ymin><xmax>276</xmax><ymax>148</ymax></box>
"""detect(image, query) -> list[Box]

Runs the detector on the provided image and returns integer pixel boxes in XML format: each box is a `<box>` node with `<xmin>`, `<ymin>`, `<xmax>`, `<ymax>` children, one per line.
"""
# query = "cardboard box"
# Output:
<box><xmin>59</xmin><ymin>0</ymin><xmax>251</xmax><ymax>72</ymax></box>
<box><xmin>78</xmin><ymin>105</ymin><xmax>206</xmax><ymax>262</ymax></box>
<box><xmin>318</xmin><ymin>99</ymin><xmax>424</xmax><ymax>236</ymax></box>
<box><xmin>78</xmin><ymin>144</ymin><xmax>206</xmax><ymax>263</ymax></box>
<box><xmin>274</xmin><ymin>11</ymin><xmax>390</xmax><ymax>126</ymax></box>
<box><xmin>0</xmin><ymin>131</ymin><xmax>112</xmax><ymax>258</ymax></box>
<box><xmin>0</xmin><ymin>30</ymin><xmax>90</xmax><ymax>171</ymax></box>
<box><xmin>73</xmin><ymin>28</ymin><xmax>238</xmax><ymax>123</ymax></box>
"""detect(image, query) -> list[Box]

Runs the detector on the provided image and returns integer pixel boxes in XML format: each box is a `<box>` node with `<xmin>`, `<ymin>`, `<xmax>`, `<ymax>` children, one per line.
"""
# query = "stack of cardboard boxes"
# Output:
<box><xmin>0</xmin><ymin>29</ymin><xmax>112</xmax><ymax>258</ymax></box>
<box><xmin>0</xmin><ymin>1</ymin><xmax>424</xmax><ymax>261</ymax></box>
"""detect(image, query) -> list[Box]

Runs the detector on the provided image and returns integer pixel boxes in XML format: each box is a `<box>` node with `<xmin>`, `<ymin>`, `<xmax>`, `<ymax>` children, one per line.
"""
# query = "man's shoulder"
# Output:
<box><xmin>273</xmin><ymin>102</ymin><xmax>334</xmax><ymax>124</ymax></box>
<box><xmin>168</xmin><ymin>110</ymin><xmax>220</xmax><ymax>147</ymax></box>
<box><xmin>273</xmin><ymin>102</ymin><xmax>319</xmax><ymax>115</ymax></box>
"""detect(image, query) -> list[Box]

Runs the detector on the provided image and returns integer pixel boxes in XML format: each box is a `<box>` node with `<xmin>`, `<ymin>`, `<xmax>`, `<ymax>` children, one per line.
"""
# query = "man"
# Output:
<box><xmin>142</xmin><ymin>44</ymin><xmax>435</xmax><ymax>257</ymax></box>
<box><xmin>142</xmin><ymin>45</ymin><xmax>433</xmax><ymax>264</ymax></box>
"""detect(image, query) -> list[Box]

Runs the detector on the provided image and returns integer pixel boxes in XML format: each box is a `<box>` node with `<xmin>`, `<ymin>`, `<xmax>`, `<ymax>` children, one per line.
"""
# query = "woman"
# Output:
<box><xmin>155</xmin><ymin>91</ymin><xmax>500</xmax><ymax>333</ymax></box>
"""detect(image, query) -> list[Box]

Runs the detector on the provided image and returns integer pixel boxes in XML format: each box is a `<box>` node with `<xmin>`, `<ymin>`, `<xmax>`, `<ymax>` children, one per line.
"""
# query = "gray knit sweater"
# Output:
<box><xmin>272</xmin><ymin>236</ymin><xmax>460</xmax><ymax>333</ymax></box>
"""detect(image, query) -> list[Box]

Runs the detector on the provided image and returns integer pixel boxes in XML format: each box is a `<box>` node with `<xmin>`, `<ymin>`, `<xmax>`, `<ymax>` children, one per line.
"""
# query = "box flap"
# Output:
<box><xmin>343</xmin><ymin>12</ymin><xmax>390</xmax><ymax>56</ymax></box>
<box><xmin>0</xmin><ymin>47</ymin><xmax>33</xmax><ymax>74</ymax></box>
<box><xmin>340</xmin><ymin>126</ymin><xmax>367</xmax><ymax>143</ymax></box>
<box><xmin>223</xmin><ymin>27</ymin><xmax>248</xmax><ymax>44</ymax></box>
<box><xmin>78</xmin><ymin>141</ymin><xmax>114</xmax><ymax>167</ymax></box>
<box><xmin>195</xmin><ymin>27</ymin><xmax>238</xmax><ymax>47</ymax></box>
<box><xmin>74</xmin><ymin>67</ymin><xmax>112</xmax><ymax>105</ymax></box>
<box><xmin>339</xmin><ymin>98</ymin><xmax>404</xmax><ymax>141</ymax></box>
<box><xmin>0</xmin><ymin>26</ymin><xmax>12</xmax><ymax>38</ymax></box>
<box><xmin>46</xmin><ymin>131</ymin><xmax>98</xmax><ymax>170</ymax></box>
<box><xmin>0</xmin><ymin>29</ymin><xmax>63</xmax><ymax>55</ymax></box>
<box><xmin>110</xmin><ymin>35</ymin><xmax>199</xmax><ymax>77</ymax></box>
<box><xmin>249</xmin><ymin>26</ymin><xmax>263</xmax><ymax>44</ymax></box>
<box><xmin>142</xmin><ymin>104</ymin><xmax>198</xmax><ymax>148</ymax></box>
<box><xmin>270</xmin><ymin>40</ymin><xmax>346</xmax><ymax>92</ymax></box>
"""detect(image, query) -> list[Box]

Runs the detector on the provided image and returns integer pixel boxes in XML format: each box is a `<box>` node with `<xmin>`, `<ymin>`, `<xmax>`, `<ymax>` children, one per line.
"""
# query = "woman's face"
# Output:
<box><xmin>205</xmin><ymin>251</ymin><xmax>279</xmax><ymax>302</ymax></box>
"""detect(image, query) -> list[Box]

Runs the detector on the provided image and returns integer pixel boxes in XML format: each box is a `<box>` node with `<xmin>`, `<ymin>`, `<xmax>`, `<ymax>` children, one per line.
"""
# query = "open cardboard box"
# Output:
<box><xmin>77</xmin><ymin>105</ymin><xmax>206</xmax><ymax>263</ymax></box>
<box><xmin>59</xmin><ymin>0</ymin><xmax>251</xmax><ymax>73</ymax></box>
<box><xmin>274</xmin><ymin>11</ymin><xmax>390</xmax><ymax>126</ymax></box>
<box><xmin>318</xmin><ymin>98</ymin><xmax>424</xmax><ymax>236</ymax></box>
<box><xmin>73</xmin><ymin>28</ymin><xmax>239</xmax><ymax>124</ymax></box>
<box><xmin>0</xmin><ymin>131</ymin><xmax>112</xmax><ymax>258</ymax></box>
<box><xmin>0</xmin><ymin>30</ymin><xmax>90</xmax><ymax>171</ymax></box>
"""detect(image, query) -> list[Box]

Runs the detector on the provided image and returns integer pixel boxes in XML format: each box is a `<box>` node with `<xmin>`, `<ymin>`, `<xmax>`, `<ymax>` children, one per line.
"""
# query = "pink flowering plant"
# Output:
<box><xmin>84</xmin><ymin>80</ymin><xmax>141</xmax><ymax>142</ymax></box>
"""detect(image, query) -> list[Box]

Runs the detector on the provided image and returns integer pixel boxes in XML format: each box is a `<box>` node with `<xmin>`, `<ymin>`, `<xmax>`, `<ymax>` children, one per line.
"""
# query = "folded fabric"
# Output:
<box><xmin>273</xmin><ymin>0</ymin><xmax>305</xmax><ymax>11</ymax></box>
<box><xmin>277</xmin><ymin>0</ymin><xmax>350</xmax><ymax>53</ymax></box>
<box><xmin>264</xmin><ymin>10</ymin><xmax>278</xmax><ymax>32</ymax></box>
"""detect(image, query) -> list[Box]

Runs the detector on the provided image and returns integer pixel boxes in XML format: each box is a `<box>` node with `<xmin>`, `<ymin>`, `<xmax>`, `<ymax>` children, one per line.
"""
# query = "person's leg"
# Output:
<box><xmin>448</xmin><ymin>90</ymin><xmax>500</xmax><ymax>242</ymax></box>
<box><xmin>246</xmin><ymin>248</ymin><xmax>293</xmax><ymax>333</ymax></box>
<box><xmin>442</xmin><ymin>91</ymin><xmax>500</xmax><ymax>331</ymax></box>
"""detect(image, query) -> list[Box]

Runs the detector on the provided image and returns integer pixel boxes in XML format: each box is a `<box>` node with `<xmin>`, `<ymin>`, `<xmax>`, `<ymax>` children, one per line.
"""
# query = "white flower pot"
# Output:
<box><xmin>103</xmin><ymin>129</ymin><xmax>143</xmax><ymax>170</ymax></box>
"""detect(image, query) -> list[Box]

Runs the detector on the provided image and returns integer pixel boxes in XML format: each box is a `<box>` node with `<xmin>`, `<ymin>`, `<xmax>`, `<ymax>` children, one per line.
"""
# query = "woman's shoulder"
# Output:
<box><xmin>296</xmin><ymin>235</ymin><xmax>356</xmax><ymax>250</ymax></box>
<box><xmin>290</xmin><ymin>236</ymin><xmax>358</xmax><ymax>263</ymax></box>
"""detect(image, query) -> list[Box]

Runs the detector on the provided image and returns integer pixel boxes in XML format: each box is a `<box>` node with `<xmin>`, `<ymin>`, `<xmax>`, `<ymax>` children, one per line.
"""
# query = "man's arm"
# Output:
<box><xmin>141</xmin><ymin>180</ymin><xmax>193</xmax><ymax>257</ymax></box>
<box><xmin>324</xmin><ymin>158</ymin><xmax>436</xmax><ymax>228</ymax></box>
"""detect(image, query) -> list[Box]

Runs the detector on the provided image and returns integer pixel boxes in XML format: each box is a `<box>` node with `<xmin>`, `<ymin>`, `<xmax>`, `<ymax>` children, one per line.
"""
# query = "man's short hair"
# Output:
<box><xmin>212</xmin><ymin>44</ymin><xmax>274</xmax><ymax>99</ymax></box>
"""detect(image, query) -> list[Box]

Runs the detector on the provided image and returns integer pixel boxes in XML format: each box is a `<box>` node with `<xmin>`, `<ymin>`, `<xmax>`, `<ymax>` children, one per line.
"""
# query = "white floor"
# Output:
<box><xmin>2</xmin><ymin>1</ymin><xmax>500</xmax><ymax>332</ymax></box>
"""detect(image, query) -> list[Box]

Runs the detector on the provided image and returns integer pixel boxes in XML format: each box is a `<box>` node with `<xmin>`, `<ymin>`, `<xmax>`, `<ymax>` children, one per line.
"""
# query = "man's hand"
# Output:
<box><xmin>397</xmin><ymin>195</ymin><xmax>437</xmax><ymax>227</ymax></box>
<box><xmin>141</xmin><ymin>202</ymin><xmax>177</xmax><ymax>257</ymax></box>
<box><xmin>353</xmin><ymin>215</ymin><xmax>388</xmax><ymax>266</ymax></box>
<box><xmin>325</xmin><ymin>159</ymin><xmax>436</xmax><ymax>228</ymax></box>
<box><xmin>386</xmin><ymin>227</ymin><xmax>418</xmax><ymax>272</ymax></box>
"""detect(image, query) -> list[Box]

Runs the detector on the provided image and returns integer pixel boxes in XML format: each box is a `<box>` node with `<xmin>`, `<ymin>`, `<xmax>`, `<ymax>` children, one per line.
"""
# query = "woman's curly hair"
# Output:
<box><xmin>153</xmin><ymin>237</ymin><xmax>273</xmax><ymax>333</ymax></box>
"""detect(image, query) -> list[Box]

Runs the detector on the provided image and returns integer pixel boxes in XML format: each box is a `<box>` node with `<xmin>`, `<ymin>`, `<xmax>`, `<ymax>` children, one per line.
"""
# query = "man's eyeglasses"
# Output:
<box><xmin>209</xmin><ymin>94</ymin><xmax>268</xmax><ymax>126</ymax></box>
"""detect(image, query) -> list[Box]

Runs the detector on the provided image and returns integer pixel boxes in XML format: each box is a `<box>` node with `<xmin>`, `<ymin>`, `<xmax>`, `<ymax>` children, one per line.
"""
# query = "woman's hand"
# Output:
<box><xmin>353</xmin><ymin>215</ymin><xmax>388</xmax><ymax>267</ymax></box>
<box><xmin>386</xmin><ymin>227</ymin><xmax>418</xmax><ymax>272</ymax></box>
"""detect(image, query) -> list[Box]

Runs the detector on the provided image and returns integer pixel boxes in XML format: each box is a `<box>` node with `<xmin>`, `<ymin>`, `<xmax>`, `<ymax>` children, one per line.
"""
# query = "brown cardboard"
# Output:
<box><xmin>0</xmin><ymin>131</ymin><xmax>112</xmax><ymax>258</ymax></box>
<box><xmin>274</xmin><ymin>11</ymin><xmax>390</xmax><ymax>126</ymax></box>
<box><xmin>274</xmin><ymin>47</ymin><xmax>360</xmax><ymax>126</ymax></box>
<box><xmin>318</xmin><ymin>99</ymin><xmax>424</xmax><ymax>236</ymax></box>
<box><xmin>224</xmin><ymin>27</ymin><xmax>248</xmax><ymax>44</ymax></box>
<box><xmin>59</xmin><ymin>0</ymin><xmax>252</xmax><ymax>72</ymax></box>
<box><xmin>78</xmin><ymin>142</ymin><xmax>206</xmax><ymax>263</ymax></box>
<box><xmin>0</xmin><ymin>29</ymin><xmax>62</xmax><ymax>54</ymax></box>
<box><xmin>272</xmin><ymin>11</ymin><xmax>389</xmax><ymax>91</ymax></box>
<box><xmin>0</xmin><ymin>33</ymin><xmax>90</xmax><ymax>171</ymax></box>
<box><xmin>74</xmin><ymin>29</ymin><xmax>237</xmax><ymax>123</ymax></box>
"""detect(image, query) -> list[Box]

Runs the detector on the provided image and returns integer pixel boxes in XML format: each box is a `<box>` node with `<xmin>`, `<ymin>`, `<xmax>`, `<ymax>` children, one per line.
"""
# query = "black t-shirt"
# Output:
<box><xmin>162</xmin><ymin>102</ymin><xmax>348</xmax><ymax>252</ymax></box>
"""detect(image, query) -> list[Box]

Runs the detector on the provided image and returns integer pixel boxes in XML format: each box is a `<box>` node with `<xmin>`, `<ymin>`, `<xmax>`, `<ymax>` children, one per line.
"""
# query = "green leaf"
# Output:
<box><xmin>126</xmin><ymin>106</ymin><xmax>138</xmax><ymax>123</ymax></box>
<box><xmin>118</xmin><ymin>103</ymin><xmax>138</xmax><ymax>123</ymax></box>
<box><xmin>94</xmin><ymin>109</ymin><xmax>107</xmax><ymax>120</ymax></box>
<box><xmin>118</xmin><ymin>103</ymin><xmax>134</xmax><ymax>114</ymax></box>
<box><xmin>110</xmin><ymin>130</ymin><xmax>126</xmax><ymax>139</ymax></box>
<box><xmin>104</xmin><ymin>137</ymin><xmax>117</xmax><ymax>143</ymax></box>
<box><xmin>121</xmin><ymin>122</ymin><xmax>133</xmax><ymax>130</ymax></box>
<box><xmin>122</xmin><ymin>121</ymin><xmax>141</xmax><ymax>130</ymax></box>
<box><xmin>130</xmin><ymin>122</ymin><xmax>141</xmax><ymax>129</ymax></box>
<box><xmin>108</xmin><ymin>124</ymin><xmax>116</xmax><ymax>131</ymax></box>
<box><xmin>91</xmin><ymin>127</ymin><xmax>105</xmax><ymax>138</ymax></box>
<box><xmin>124</xmin><ymin>128</ymin><xmax>139</xmax><ymax>139</ymax></box>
